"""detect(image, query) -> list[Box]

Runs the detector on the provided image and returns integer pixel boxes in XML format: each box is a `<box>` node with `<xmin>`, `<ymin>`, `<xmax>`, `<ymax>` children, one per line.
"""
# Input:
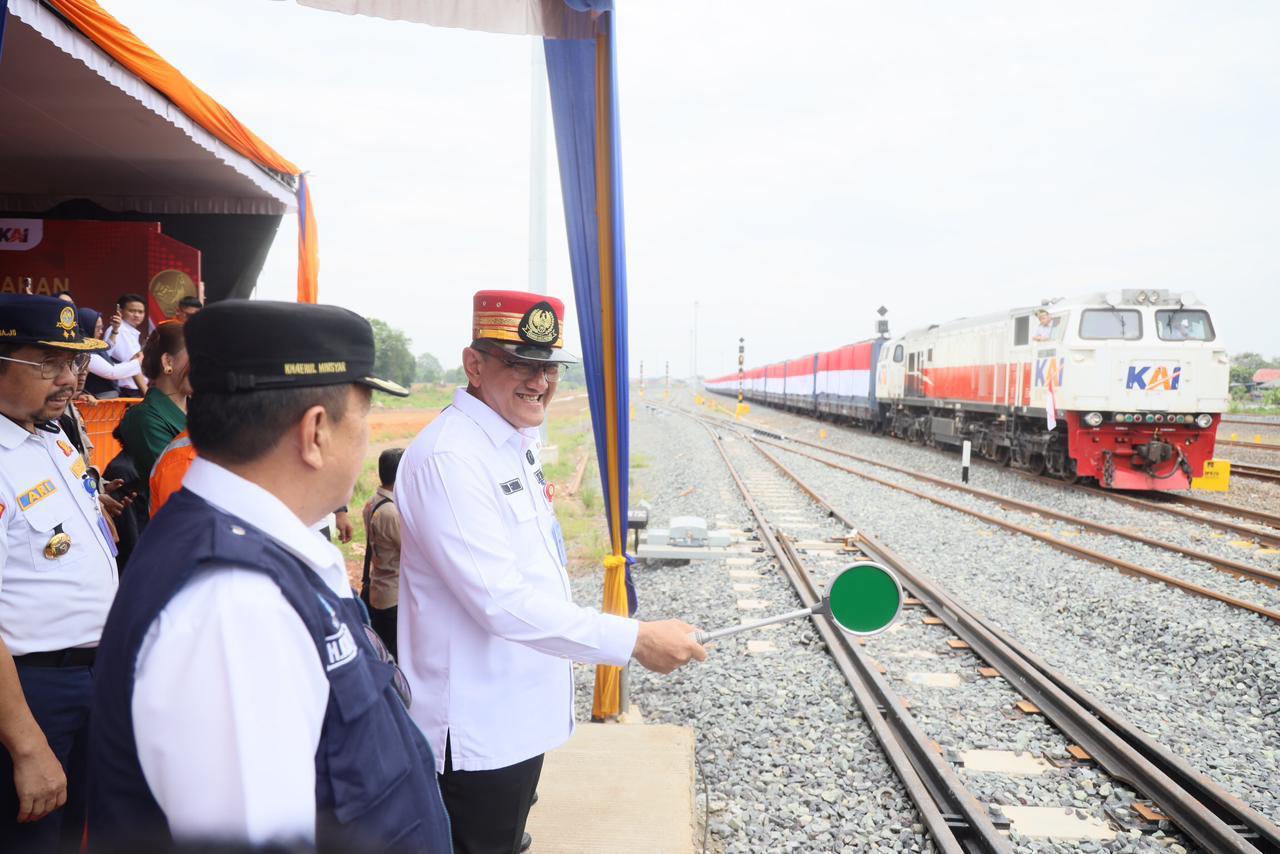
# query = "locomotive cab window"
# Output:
<box><xmin>893</xmin><ymin>344</ymin><xmax>904</xmax><ymax>362</ymax></box>
<box><xmin>1014</xmin><ymin>316</ymin><xmax>1029</xmax><ymax>346</ymax></box>
<box><xmin>1156</xmin><ymin>309</ymin><xmax>1214</xmax><ymax>341</ymax></box>
<box><xmin>1079</xmin><ymin>309</ymin><xmax>1142</xmax><ymax>340</ymax></box>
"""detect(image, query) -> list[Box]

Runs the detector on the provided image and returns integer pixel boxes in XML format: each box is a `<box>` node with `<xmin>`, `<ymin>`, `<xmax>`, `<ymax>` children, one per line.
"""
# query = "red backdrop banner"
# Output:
<box><xmin>0</xmin><ymin>218</ymin><xmax>202</xmax><ymax>324</ymax></box>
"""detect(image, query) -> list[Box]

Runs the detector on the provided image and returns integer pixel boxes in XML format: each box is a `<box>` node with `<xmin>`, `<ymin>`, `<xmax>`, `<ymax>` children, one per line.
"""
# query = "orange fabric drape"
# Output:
<box><xmin>590</xmin><ymin>23</ymin><xmax>628</xmax><ymax>722</ymax></box>
<box><xmin>45</xmin><ymin>0</ymin><xmax>320</xmax><ymax>303</ymax></box>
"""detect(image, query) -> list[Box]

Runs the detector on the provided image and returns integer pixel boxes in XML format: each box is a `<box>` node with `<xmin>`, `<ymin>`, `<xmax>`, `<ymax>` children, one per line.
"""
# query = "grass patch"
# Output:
<box><xmin>372</xmin><ymin>384</ymin><xmax>455</xmax><ymax>411</ymax></box>
<box><xmin>340</xmin><ymin>395</ymin><xmax>622</xmax><ymax>583</ymax></box>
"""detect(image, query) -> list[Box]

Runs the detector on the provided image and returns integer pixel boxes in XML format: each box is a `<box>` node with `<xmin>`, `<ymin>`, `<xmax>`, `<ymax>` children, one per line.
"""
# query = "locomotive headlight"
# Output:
<box><xmin>1136</xmin><ymin>291</ymin><xmax>1148</xmax><ymax>303</ymax></box>
<box><xmin>1084</xmin><ymin>411</ymin><xmax>1104</xmax><ymax>427</ymax></box>
<box><xmin>1195</xmin><ymin>413</ymin><xmax>1214</xmax><ymax>429</ymax></box>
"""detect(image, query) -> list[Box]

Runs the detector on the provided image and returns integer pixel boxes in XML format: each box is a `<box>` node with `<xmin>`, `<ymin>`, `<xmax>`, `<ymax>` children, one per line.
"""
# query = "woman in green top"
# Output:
<box><xmin>118</xmin><ymin>321</ymin><xmax>191</xmax><ymax>479</ymax></box>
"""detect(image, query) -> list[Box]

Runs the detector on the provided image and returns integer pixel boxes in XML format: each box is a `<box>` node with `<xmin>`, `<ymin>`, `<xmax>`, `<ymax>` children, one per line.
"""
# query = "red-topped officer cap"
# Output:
<box><xmin>472</xmin><ymin>290</ymin><xmax>578</xmax><ymax>364</ymax></box>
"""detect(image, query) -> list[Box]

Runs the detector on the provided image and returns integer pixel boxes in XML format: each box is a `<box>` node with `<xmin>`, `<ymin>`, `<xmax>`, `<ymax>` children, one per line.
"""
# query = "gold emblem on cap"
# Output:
<box><xmin>44</xmin><ymin>531</ymin><xmax>72</xmax><ymax>559</ymax></box>
<box><xmin>56</xmin><ymin>307</ymin><xmax>77</xmax><ymax>339</ymax></box>
<box><xmin>521</xmin><ymin>307</ymin><xmax>558</xmax><ymax>345</ymax></box>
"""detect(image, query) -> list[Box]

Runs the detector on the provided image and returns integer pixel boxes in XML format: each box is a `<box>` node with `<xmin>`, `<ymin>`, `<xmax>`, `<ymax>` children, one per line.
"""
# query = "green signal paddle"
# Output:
<box><xmin>691</xmin><ymin>562</ymin><xmax>903</xmax><ymax>645</ymax></box>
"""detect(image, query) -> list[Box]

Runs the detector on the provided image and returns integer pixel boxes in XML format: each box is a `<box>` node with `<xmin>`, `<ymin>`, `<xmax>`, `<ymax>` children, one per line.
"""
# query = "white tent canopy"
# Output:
<box><xmin>0</xmin><ymin>0</ymin><xmax>295</xmax><ymax>216</ymax></box>
<box><xmin>294</xmin><ymin>0</ymin><xmax>599</xmax><ymax>38</ymax></box>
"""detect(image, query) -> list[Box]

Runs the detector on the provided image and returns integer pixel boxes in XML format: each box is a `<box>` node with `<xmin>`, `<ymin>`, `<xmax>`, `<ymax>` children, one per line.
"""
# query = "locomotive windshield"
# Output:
<box><xmin>1155</xmin><ymin>309</ymin><xmax>1214</xmax><ymax>341</ymax></box>
<box><xmin>1079</xmin><ymin>309</ymin><xmax>1142</xmax><ymax>340</ymax></box>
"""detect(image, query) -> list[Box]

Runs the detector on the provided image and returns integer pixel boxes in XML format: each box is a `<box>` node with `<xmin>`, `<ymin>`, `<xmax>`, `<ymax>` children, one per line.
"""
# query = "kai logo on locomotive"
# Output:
<box><xmin>1033</xmin><ymin>357</ymin><xmax>1065</xmax><ymax>388</ymax></box>
<box><xmin>1126</xmin><ymin>365</ymin><xmax>1181</xmax><ymax>391</ymax></box>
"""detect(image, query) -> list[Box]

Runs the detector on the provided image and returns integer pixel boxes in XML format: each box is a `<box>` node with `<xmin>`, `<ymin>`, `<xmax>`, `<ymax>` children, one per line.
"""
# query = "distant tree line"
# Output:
<box><xmin>369</xmin><ymin>318</ymin><xmax>465</xmax><ymax>388</ymax></box>
<box><xmin>371</xmin><ymin>317</ymin><xmax>582</xmax><ymax>390</ymax></box>
<box><xmin>1230</xmin><ymin>352</ymin><xmax>1280</xmax><ymax>387</ymax></box>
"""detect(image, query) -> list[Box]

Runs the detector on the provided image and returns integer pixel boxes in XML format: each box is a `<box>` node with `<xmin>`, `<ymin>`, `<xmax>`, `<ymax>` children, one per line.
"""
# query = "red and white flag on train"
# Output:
<box><xmin>1045</xmin><ymin>362</ymin><xmax>1058</xmax><ymax>431</ymax></box>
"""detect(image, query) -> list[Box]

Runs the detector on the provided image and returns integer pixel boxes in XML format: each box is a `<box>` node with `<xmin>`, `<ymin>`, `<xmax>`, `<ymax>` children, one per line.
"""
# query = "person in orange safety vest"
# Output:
<box><xmin>148</xmin><ymin>431</ymin><xmax>196</xmax><ymax>517</ymax></box>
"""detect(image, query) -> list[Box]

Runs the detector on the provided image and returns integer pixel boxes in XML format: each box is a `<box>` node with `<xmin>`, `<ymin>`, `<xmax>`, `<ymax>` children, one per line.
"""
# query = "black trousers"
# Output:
<box><xmin>438</xmin><ymin>736</ymin><xmax>543</xmax><ymax>854</ymax></box>
<box><xmin>0</xmin><ymin>665</ymin><xmax>93</xmax><ymax>853</ymax></box>
<box><xmin>369</xmin><ymin>605</ymin><xmax>398</xmax><ymax>660</ymax></box>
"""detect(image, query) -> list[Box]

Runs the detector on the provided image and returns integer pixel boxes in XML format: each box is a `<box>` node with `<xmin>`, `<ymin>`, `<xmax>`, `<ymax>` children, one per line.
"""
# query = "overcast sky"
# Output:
<box><xmin>110</xmin><ymin>0</ymin><xmax>1279</xmax><ymax>378</ymax></box>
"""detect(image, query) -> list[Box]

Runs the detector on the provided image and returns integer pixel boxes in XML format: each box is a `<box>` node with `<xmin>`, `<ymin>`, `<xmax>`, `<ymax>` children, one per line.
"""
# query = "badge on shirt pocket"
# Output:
<box><xmin>20</xmin><ymin>487</ymin><xmax>87</xmax><ymax>571</ymax></box>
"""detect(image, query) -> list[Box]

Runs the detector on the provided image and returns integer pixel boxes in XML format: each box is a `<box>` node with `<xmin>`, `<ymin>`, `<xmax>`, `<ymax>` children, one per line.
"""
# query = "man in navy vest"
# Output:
<box><xmin>87</xmin><ymin>301</ymin><xmax>452</xmax><ymax>851</ymax></box>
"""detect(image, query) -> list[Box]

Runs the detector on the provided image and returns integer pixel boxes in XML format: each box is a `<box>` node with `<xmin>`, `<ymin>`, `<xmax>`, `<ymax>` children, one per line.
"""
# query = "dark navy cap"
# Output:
<box><xmin>0</xmin><ymin>294</ymin><xmax>108</xmax><ymax>351</ymax></box>
<box><xmin>184</xmin><ymin>300</ymin><xmax>409</xmax><ymax>396</ymax></box>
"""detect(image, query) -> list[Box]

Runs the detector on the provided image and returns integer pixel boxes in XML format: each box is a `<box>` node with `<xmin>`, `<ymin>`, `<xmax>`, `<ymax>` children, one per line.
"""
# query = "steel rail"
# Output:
<box><xmin>1231</xmin><ymin>462</ymin><xmax>1280</xmax><ymax>483</ymax></box>
<box><xmin>756</xmin><ymin>432</ymin><xmax>1280</xmax><ymax>590</ymax></box>
<box><xmin>1150</xmin><ymin>492</ymin><xmax>1280</xmax><ymax>530</ymax></box>
<box><xmin>691</xmin><ymin>415</ymin><xmax>1010</xmax><ymax>854</ymax></box>
<box><xmin>737</xmin><ymin>429</ymin><xmax>1280</xmax><ymax>854</ymax></box>
<box><xmin>1218</xmin><ymin>438</ymin><xmax>1280</xmax><ymax>451</ymax></box>
<box><xmin>1066</xmin><ymin>485</ymin><xmax>1280</xmax><ymax>550</ymax></box>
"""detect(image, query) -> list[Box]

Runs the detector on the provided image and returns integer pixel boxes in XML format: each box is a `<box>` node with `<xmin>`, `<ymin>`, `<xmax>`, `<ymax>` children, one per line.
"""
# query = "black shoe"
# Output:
<box><xmin>519</xmin><ymin>832</ymin><xmax>532</xmax><ymax>852</ymax></box>
<box><xmin>531</xmin><ymin>791</ymin><xmax>539</xmax><ymax>807</ymax></box>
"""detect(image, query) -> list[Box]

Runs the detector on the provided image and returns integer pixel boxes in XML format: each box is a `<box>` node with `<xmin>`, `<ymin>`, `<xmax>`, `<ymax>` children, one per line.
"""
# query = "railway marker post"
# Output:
<box><xmin>735</xmin><ymin>337</ymin><xmax>749</xmax><ymax>419</ymax></box>
<box><xmin>961</xmin><ymin>440</ymin><xmax>972</xmax><ymax>484</ymax></box>
<box><xmin>690</xmin><ymin>562</ymin><xmax>902</xmax><ymax>646</ymax></box>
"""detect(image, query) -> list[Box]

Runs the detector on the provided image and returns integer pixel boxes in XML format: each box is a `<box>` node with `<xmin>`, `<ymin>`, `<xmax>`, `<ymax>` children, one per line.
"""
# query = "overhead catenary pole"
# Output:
<box><xmin>664</xmin><ymin>360</ymin><xmax>669</xmax><ymax>400</ymax></box>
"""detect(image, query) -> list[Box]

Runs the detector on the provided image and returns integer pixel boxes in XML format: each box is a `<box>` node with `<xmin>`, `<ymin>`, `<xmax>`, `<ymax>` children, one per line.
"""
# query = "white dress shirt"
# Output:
<box><xmin>88</xmin><ymin>352</ymin><xmax>142</xmax><ymax>383</ymax></box>
<box><xmin>396</xmin><ymin>389</ymin><xmax>638</xmax><ymax>773</ymax></box>
<box><xmin>106</xmin><ymin>323</ymin><xmax>143</xmax><ymax>390</ymax></box>
<box><xmin>131</xmin><ymin>458</ymin><xmax>350</xmax><ymax>845</ymax></box>
<box><xmin>0</xmin><ymin>414</ymin><xmax>118</xmax><ymax>655</ymax></box>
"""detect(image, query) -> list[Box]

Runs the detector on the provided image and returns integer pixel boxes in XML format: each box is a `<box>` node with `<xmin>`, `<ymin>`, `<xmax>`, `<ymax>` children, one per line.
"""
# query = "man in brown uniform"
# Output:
<box><xmin>361</xmin><ymin>447</ymin><xmax>404</xmax><ymax>657</ymax></box>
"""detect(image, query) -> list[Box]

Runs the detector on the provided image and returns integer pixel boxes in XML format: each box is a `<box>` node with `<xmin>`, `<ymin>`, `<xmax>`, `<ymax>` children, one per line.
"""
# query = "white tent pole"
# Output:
<box><xmin>528</xmin><ymin>38</ymin><xmax>548</xmax><ymax>297</ymax></box>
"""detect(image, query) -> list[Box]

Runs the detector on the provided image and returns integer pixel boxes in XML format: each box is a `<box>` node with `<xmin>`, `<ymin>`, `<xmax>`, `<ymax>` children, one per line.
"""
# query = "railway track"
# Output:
<box><xmin>698</xmin><ymin>409</ymin><xmax>1280</xmax><ymax>622</ymax></box>
<box><xmin>1231</xmin><ymin>462</ymin><xmax>1280</xmax><ymax>483</ymax></box>
<box><xmin>1221</xmin><ymin>416</ymin><xmax>1280</xmax><ymax>428</ymax></box>
<box><xmin>706</xmin><ymin>393</ymin><xmax>1280</xmax><ymax>544</ymax></box>
<box><xmin>1217</xmin><ymin>439</ymin><xmax>1280</xmax><ymax>452</ymax></box>
<box><xmin>1139</xmin><ymin>491</ymin><xmax>1280</xmax><ymax>536</ymax></box>
<box><xmin>676</xmin><ymin>403</ymin><xmax>1280</xmax><ymax>854</ymax></box>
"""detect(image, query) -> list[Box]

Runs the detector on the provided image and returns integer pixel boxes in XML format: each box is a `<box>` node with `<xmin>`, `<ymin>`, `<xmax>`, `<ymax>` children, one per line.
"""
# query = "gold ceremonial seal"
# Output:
<box><xmin>44</xmin><ymin>532</ymin><xmax>72</xmax><ymax>559</ymax></box>
<box><xmin>56</xmin><ymin>306</ymin><xmax>77</xmax><ymax>339</ymax></box>
<box><xmin>149</xmin><ymin>269</ymin><xmax>196</xmax><ymax>318</ymax></box>
<box><xmin>520</xmin><ymin>303</ymin><xmax>559</xmax><ymax>345</ymax></box>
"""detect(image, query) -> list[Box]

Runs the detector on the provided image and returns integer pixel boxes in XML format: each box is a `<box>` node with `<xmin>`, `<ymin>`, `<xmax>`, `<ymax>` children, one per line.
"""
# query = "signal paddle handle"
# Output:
<box><xmin>690</xmin><ymin>605</ymin><xmax>820</xmax><ymax>646</ymax></box>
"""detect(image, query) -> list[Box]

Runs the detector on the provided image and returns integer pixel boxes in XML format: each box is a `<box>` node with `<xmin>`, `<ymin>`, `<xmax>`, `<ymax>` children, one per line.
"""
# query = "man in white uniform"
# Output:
<box><xmin>0</xmin><ymin>295</ymin><xmax>118</xmax><ymax>851</ymax></box>
<box><xmin>397</xmin><ymin>290</ymin><xmax>706</xmax><ymax>854</ymax></box>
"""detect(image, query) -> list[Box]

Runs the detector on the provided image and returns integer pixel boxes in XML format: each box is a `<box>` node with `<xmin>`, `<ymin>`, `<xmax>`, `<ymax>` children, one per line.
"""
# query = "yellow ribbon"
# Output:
<box><xmin>603</xmin><ymin>554</ymin><xmax>627</xmax><ymax>572</ymax></box>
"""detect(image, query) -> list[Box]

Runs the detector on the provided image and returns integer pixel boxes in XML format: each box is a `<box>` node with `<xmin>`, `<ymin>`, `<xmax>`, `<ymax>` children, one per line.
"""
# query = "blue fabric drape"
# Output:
<box><xmin>0</xmin><ymin>1</ymin><xmax>10</xmax><ymax>64</ymax></box>
<box><xmin>544</xmin><ymin>5</ymin><xmax>636</xmax><ymax>615</ymax></box>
